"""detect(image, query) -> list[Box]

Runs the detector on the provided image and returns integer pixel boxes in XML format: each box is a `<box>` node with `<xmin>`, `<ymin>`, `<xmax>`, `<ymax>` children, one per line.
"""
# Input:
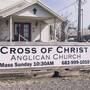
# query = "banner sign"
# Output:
<box><xmin>0</xmin><ymin>45</ymin><xmax>89</xmax><ymax>69</ymax></box>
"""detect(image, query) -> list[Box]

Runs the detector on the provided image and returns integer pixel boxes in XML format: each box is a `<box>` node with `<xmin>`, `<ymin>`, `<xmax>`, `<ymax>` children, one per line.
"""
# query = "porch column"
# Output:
<box><xmin>40</xmin><ymin>21</ymin><xmax>41</xmax><ymax>41</ymax></box>
<box><xmin>10</xmin><ymin>16</ymin><xmax>13</xmax><ymax>42</ymax></box>
<box><xmin>54</xmin><ymin>17</ymin><xmax>56</xmax><ymax>42</ymax></box>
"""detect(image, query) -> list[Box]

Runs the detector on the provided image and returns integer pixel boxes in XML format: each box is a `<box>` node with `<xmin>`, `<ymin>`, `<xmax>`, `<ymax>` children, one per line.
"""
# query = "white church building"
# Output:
<box><xmin>0</xmin><ymin>0</ymin><xmax>65</xmax><ymax>42</ymax></box>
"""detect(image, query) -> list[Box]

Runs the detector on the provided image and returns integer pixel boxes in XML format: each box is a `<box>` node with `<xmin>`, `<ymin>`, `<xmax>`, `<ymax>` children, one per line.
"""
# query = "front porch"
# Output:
<box><xmin>11</xmin><ymin>16</ymin><xmax>54</xmax><ymax>42</ymax></box>
<box><xmin>0</xmin><ymin>15</ymin><xmax>58</xmax><ymax>43</ymax></box>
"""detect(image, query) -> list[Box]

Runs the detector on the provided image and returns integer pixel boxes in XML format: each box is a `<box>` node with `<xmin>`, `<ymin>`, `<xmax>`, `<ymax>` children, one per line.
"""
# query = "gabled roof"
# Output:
<box><xmin>0</xmin><ymin>0</ymin><xmax>65</xmax><ymax>21</ymax></box>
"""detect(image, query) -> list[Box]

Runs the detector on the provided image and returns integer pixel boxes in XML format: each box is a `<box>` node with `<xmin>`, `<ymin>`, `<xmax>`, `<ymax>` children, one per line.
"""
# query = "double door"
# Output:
<box><xmin>14</xmin><ymin>23</ymin><xmax>31</xmax><ymax>41</ymax></box>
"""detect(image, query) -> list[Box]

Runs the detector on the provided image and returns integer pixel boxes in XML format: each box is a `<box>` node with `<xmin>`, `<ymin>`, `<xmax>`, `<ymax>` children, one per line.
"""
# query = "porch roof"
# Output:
<box><xmin>0</xmin><ymin>0</ymin><xmax>65</xmax><ymax>22</ymax></box>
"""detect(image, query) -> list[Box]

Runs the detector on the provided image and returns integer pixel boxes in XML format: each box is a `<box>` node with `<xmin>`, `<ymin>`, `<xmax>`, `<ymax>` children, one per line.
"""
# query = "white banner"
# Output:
<box><xmin>0</xmin><ymin>45</ymin><xmax>89</xmax><ymax>69</ymax></box>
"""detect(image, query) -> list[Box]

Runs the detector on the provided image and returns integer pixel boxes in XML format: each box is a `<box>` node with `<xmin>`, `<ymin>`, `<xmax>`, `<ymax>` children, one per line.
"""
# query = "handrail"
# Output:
<box><xmin>19</xmin><ymin>34</ymin><xmax>28</xmax><ymax>41</ymax></box>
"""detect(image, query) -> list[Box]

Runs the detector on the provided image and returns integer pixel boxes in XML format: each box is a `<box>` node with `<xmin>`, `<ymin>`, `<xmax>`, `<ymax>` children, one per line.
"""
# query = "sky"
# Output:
<box><xmin>42</xmin><ymin>0</ymin><xmax>90</xmax><ymax>29</ymax></box>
